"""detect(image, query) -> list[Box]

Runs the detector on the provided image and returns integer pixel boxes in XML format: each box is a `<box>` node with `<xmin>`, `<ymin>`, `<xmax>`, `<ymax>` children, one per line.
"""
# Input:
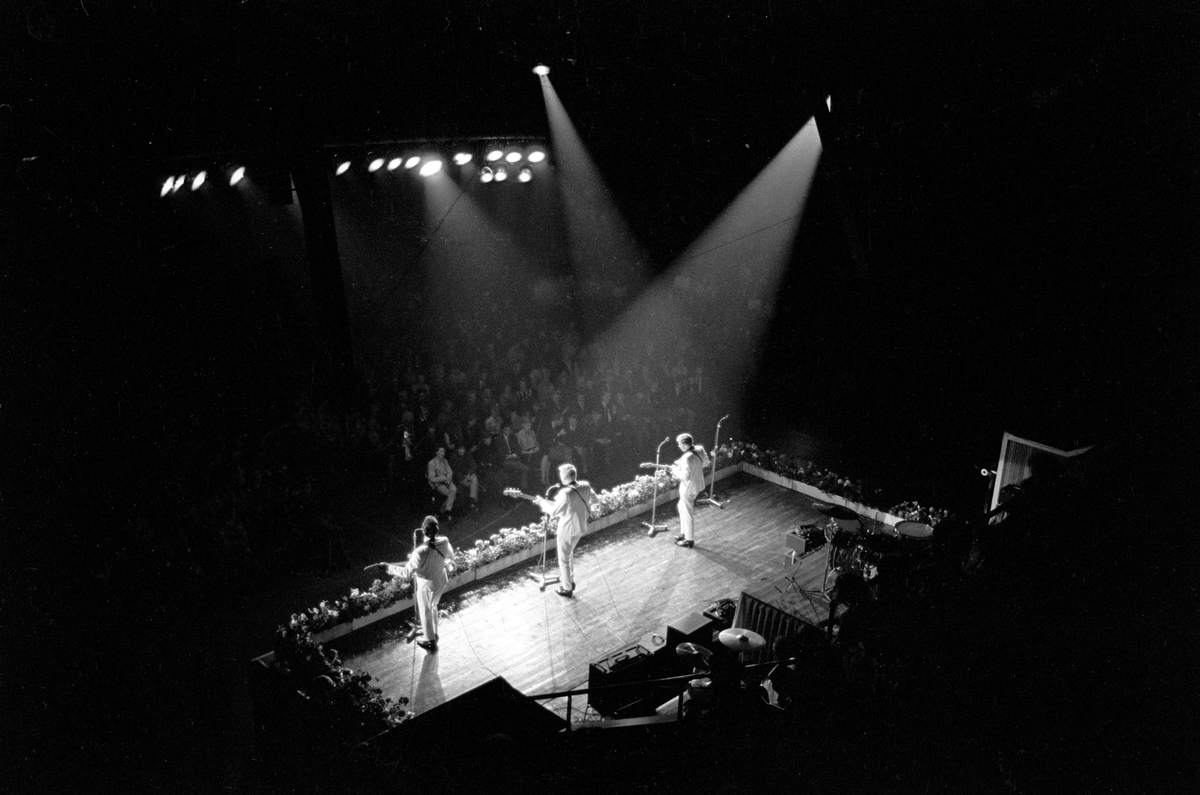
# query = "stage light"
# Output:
<box><xmin>368</xmin><ymin>157</ymin><xmax>385</xmax><ymax>172</ymax></box>
<box><xmin>527</xmin><ymin>149</ymin><xmax>546</xmax><ymax>163</ymax></box>
<box><xmin>486</xmin><ymin>148</ymin><xmax>503</xmax><ymax>162</ymax></box>
<box><xmin>229</xmin><ymin>166</ymin><xmax>246</xmax><ymax>186</ymax></box>
<box><xmin>172</xmin><ymin>175</ymin><xmax>186</xmax><ymax>192</ymax></box>
<box><xmin>404</xmin><ymin>156</ymin><xmax>421</xmax><ymax>169</ymax></box>
<box><xmin>504</xmin><ymin>150</ymin><xmax>522</xmax><ymax>163</ymax></box>
<box><xmin>533</xmin><ymin>64</ymin><xmax>550</xmax><ymax>76</ymax></box>
<box><xmin>387</xmin><ymin>157</ymin><xmax>403</xmax><ymax>171</ymax></box>
<box><xmin>160</xmin><ymin>178</ymin><xmax>173</xmax><ymax>197</ymax></box>
<box><xmin>191</xmin><ymin>171</ymin><xmax>207</xmax><ymax>190</ymax></box>
<box><xmin>453</xmin><ymin>152</ymin><xmax>472</xmax><ymax>165</ymax></box>
<box><xmin>479</xmin><ymin>166</ymin><xmax>494</xmax><ymax>183</ymax></box>
<box><xmin>517</xmin><ymin>166</ymin><xmax>533</xmax><ymax>182</ymax></box>
<box><xmin>494</xmin><ymin>166</ymin><xmax>508</xmax><ymax>182</ymax></box>
<box><xmin>419</xmin><ymin>159</ymin><xmax>443</xmax><ymax>177</ymax></box>
<box><xmin>336</xmin><ymin>160</ymin><xmax>352</xmax><ymax>175</ymax></box>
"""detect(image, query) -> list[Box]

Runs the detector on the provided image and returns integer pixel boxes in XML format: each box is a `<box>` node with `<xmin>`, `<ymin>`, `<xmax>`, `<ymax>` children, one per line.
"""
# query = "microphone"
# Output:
<box><xmin>663</xmin><ymin>436</ymin><xmax>671</xmax><ymax>443</ymax></box>
<box><xmin>719</xmin><ymin>414</ymin><xmax>730</xmax><ymax>422</ymax></box>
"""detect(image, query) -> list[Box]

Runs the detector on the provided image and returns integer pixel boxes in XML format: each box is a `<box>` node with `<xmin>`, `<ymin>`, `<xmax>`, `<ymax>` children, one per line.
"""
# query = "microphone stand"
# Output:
<box><xmin>529</xmin><ymin>484</ymin><xmax>562</xmax><ymax>592</ymax></box>
<box><xmin>643</xmin><ymin>436</ymin><xmax>672</xmax><ymax>537</ymax></box>
<box><xmin>697</xmin><ymin>414</ymin><xmax>729</xmax><ymax>509</ymax></box>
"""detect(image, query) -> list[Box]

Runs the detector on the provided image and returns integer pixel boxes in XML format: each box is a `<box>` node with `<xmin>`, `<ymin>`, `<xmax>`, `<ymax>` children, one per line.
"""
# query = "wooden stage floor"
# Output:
<box><xmin>334</xmin><ymin>472</ymin><xmax>838</xmax><ymax>721</ymax></box>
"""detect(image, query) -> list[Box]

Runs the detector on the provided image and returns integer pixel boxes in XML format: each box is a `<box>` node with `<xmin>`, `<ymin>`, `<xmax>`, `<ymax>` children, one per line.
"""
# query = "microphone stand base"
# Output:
<box><xmin>643</xmin><ymin>522</ymin><xmax>668</xmax><ymax>537</ymax></box>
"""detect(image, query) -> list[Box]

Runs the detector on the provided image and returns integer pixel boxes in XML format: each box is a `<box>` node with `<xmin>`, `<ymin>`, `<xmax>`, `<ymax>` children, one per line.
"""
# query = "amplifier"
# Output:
<box><xmin>587</xmin><ymin>642</ymin><xmax>664</xmax><ymax>716</ymax></box>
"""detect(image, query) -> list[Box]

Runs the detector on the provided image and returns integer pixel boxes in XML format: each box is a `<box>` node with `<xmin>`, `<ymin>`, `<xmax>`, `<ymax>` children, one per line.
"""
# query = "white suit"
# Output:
<box><xmin>673</xmin><ymin>446</ymin><xmax>710</xmax><ymax>541</ymax></box>
<box><xmin>535</xmin><ymin>480</ymin><xmax>598</xmax><ymax>591</ymax></box>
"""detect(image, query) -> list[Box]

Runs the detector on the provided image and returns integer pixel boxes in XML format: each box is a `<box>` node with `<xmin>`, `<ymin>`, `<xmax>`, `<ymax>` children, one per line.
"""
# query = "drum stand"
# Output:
<box><xmin>643</xmin><ymin>436</ymin><xmax>672</xmax><ymax>537</ymax></box>
<box><xmin>697</xmin><ymin>414</ymin><xmax>729</xmax><ymax>509</ymax></box>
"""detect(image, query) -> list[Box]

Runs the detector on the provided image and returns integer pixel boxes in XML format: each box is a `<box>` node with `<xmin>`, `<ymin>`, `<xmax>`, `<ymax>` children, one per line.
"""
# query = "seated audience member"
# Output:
<box><xmin>516</xmin><ymin>416</ymin><xmax>542</xmax><ymax>478</ymax></box>
<box><xmin>497</xmin><ymin>422</ymin><xmax>531</xmax><ymax>492</ymax></box>
<box><xmin>448</xmin><ymin>443</ymin><xmax>480</xmax><ymax>510</ymax></box>
<box><xmin>426</xmin><ymin>445</ymin><xmax>457</xmax><ymax>520</ymax></box>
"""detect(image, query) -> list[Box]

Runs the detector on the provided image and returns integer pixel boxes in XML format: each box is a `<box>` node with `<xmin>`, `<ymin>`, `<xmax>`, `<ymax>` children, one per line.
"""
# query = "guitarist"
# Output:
<box><xmin>532</xmin><ymin>463</ymin><xmax>598</xmax><ymax>598</ymax></box>
<box><xmin>671</xmin><ymin>433</ymin><xmax>710</xmax><ymax>548</ymax></box>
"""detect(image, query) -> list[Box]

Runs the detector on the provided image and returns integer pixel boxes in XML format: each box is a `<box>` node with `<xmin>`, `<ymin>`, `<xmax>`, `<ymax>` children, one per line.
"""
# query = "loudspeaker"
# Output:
<box><xmin>587</xmin><ymin>642</ymin><xmax>665</xmax><ymax>717</ymax></box>
<box><xmin>665</xmin><ymin>611</ymin><xmax>718</xmax><ymax>674</ymax></box>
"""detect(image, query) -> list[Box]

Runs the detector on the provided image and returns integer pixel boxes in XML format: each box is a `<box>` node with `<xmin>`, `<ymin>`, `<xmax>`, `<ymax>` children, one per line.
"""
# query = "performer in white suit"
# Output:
<box><xmin>534</xmin><ymin>463</ymin><xmax>598</xmax><ymax>597</ymax></box>
<box><xmin>671</xmin><ymin>433</ymin><xmax>710</xmax><ymax>548</ymax></box>
<box><xmin>404</xmin><ymin>515</ymin><xmax>455</xmax><ymax>651</ymax></box>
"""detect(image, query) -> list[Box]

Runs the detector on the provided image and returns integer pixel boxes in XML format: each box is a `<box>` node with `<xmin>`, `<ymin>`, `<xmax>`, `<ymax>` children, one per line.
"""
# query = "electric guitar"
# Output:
<box><xmin>503</xmin><ymin>487</ymin><xmax>543</xmax><ymax>503</ymax></box>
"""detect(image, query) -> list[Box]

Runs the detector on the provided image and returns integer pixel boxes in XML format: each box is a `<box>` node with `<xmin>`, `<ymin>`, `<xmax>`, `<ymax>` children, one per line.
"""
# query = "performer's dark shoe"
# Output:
<box><xmin>672</xmin><ymin>534</ymin><xmax>685</xmax><ymax>543</ymax></box>
<box><xmin>675</xmin><ymin>539</ymin><xmax>694</xmax><ymax>548</ymax></box>
<box><xmin>416</xmin><ymin>640</ymin><xmax>438</xmax><ymax>652</ymax></box>
<box><xmin>554</xmin><ymin>587</ymin><xmax>574</xmax><ymax>597</ymax></box>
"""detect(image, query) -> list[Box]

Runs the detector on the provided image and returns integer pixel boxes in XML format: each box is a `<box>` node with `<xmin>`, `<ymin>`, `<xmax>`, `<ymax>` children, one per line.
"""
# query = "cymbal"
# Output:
<box><xmin>718</xmin><ymin>628</ymin><xmax>766</xmax><ymax>651</ymax></box>
<box><xmin>793</xmin><ymin>507</ymin><xmax>825</xmax><ymax>525</ymax></box>
<box><xmin>675</xmin><ymin>642</ymin><xmax>713</xmax><ymax>661</ymax></box>
<box><xmin>815</xmin><ymin>503</ymin><xmax>860</xmax><ymax>521</ymax></box>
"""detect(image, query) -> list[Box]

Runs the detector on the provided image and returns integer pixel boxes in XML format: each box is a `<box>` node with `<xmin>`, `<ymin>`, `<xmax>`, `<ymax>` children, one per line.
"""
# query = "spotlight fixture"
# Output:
<box><xmin>387</xmin><ymin>157</ymin><xmax>403</xmax><ymax>171</ymax></box>
<box><xmin>453</xmin><ymin>152</ymin><xmax>472</xmax><ymax>165</ymax></box>
<box><xmin>486</xmin><ymin>148</ymin><xmax>503</xmax><ymax>162</ymax></box>
<box><xmin>229</xmin><ymin>166</ymin><xmax>246</xmax><ymax>186</ymax></box>
<box><xmin>418</xmin><ymin>159</ymin><xmax>443</xmax><ymax>177</ymax></box>
<box><xmin>504</xmin><ymin>150</ymin><xmax>522</xmax><ymax>163</ymax></box>
<box><xmin>479</xmin><ymin>166</ymin><xmax>494</xmax><ymax>183</ymax></box>
<box><xmin>404</xmin><ymin>156</ymin><xmax>421</xmax><ymax>169</ymax></box>
<box><xmin>527</xmin><ymin>149</ymin><xmax>546</xmax><ymax>163</ymax></box>
<box><xmin>191</xmin><ymin>171</ymin><xmax>207</xmax><ymax>190</ymax></box>
<box><xmin>336</xmin><ymin>160</ymin><xmax>352</xmax><ymax>175</ymax></box>
<box><xmin>368</xmin><ymin>157</ymin><xmax>385</xmax><ymax>172</ymax></box>
<box><xmin>517</xmin><ymin>166</ymin><xmax>533</xmax><ymax>182</ymax></box>
<box><xmin>494</xmin><ymin>166</ymin><xmax>508</xmax><ymax>182</ymax></box>
<box><xmin>172</xmin><ymin>175</ymin><xmax>186</xmax><ymax>192</ymax></box>
<box><xmin>533</xmin><ymin>64</ymin><xmax>550</xmax><ymax>76</ymax></box>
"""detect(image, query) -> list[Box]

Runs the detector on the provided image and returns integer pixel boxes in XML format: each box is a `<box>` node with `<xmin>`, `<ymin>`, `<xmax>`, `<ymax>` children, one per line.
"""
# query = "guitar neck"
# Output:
<box><xmin>503</xmin><ymin>488</ymin><xmax>540</xmax><ymax>502</ymax></box>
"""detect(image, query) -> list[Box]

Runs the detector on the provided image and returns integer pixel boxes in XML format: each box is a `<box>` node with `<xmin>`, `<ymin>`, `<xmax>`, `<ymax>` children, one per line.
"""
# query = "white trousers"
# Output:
<box><xmin>678</xmin><ymin>486</ymin><xmax>698</xmax><ymax>541</ymax></box>
<box><xmin>557</xmin><ymin>534</ymin><xmax>580</xmax><ymax>590</ymax></box>
<box><xmin>415</xmin><ymin>577</ymin><xmax>446</xmax><ymax>642</ymax></box>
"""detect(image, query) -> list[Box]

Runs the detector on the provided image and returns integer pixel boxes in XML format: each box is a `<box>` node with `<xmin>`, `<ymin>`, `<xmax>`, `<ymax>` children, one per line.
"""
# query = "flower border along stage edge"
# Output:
<box><xmin>264</xmin><ymin>445</ymin><xmax>949</xmax><ymax>665</ymax></box>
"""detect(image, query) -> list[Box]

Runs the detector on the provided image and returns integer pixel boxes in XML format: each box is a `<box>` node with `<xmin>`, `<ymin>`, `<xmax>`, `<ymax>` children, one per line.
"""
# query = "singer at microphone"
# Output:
<box><xmin>670</xmin><ymin>432</ymin><xmax>710</xmax><ymax>548</ymax></box>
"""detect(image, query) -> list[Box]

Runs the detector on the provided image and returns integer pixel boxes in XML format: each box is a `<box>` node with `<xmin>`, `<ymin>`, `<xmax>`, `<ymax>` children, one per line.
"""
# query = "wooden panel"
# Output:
<box><xmin>337</xmin><ymin>472</ymin><xmax>838</xmax><ymax>720</ymax></box>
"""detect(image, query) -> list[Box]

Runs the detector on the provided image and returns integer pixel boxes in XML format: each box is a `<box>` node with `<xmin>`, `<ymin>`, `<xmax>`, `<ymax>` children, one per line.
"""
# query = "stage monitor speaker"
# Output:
<box><xmin>587</xmin><ymin>642</ymin><xmax>665</xmax><ymax>717</ymax></box>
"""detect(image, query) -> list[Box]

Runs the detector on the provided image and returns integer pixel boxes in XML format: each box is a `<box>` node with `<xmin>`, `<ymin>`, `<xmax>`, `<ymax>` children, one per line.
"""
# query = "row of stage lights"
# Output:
<box><xmin>162</xmin><ymin>65</ymin><xmax>555</xmax><ymax>197</ymax></box>
<box><xmin>160</xmin><ymin>166</ymin><xmax>246</xmax><ymax>196</ymax></box>
<box><xmin>159</xmin><ymin>145</ymin><xmax>548</xmax><ymax>197</ymax></box>
<box><xmin>338</xmin><ymin>144</ymin><xmax>548</xmax><ymax>183</ymax></box>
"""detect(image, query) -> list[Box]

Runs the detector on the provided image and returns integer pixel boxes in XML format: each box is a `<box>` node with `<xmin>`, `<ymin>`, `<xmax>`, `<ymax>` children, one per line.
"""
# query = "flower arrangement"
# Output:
<box><xmin>719</xmin><ymin>441</ymin><xmax>874</xmax><ymax>504</ymax></box>
<box><xmin>271</xmin><ymin>623</ymin><xmax>411</xmax><ymax>745</ymax></box>
<box><xmin>886</xmin><ymin>500</ymin><xmax>951</xmax><ymax>528</ymax></box>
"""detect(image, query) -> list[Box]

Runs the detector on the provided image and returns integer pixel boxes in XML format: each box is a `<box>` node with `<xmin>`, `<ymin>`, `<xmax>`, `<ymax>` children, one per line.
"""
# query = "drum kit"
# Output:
<box><xmin>796</xmin><ymin>502</ymin><xmax>935</xmax><ymax>589</ymax></box>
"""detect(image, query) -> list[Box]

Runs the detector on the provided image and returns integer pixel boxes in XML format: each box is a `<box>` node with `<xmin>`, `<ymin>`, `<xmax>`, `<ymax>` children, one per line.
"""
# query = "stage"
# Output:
<box><xmin>332</xmin><ymin>472</ymin><xmax>841</xmax><ymax>721</ymax></box>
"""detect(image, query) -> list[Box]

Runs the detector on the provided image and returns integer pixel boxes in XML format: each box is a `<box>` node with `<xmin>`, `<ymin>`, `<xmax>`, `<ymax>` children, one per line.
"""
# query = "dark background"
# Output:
<box><xmin>2</xmin><ymin>1</ymin><xmax>1197</xmax><ymax>792</ymax></box>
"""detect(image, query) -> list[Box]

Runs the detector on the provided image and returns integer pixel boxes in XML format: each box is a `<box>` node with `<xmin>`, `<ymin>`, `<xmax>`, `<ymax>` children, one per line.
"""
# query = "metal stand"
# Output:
<box><xmin>697</xmin><ymin>414</ymin><xmax>729</xmax><ymax>509</ymax></box>
<box><xmin>643</xmin><ymin>436</ymin><xmax>672</xmax><ymax>537</ymax></box>
<box><xmin>528</xmin><ymin>487</ymin><xmax>561</xmax><ymax>591</ymax></box>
